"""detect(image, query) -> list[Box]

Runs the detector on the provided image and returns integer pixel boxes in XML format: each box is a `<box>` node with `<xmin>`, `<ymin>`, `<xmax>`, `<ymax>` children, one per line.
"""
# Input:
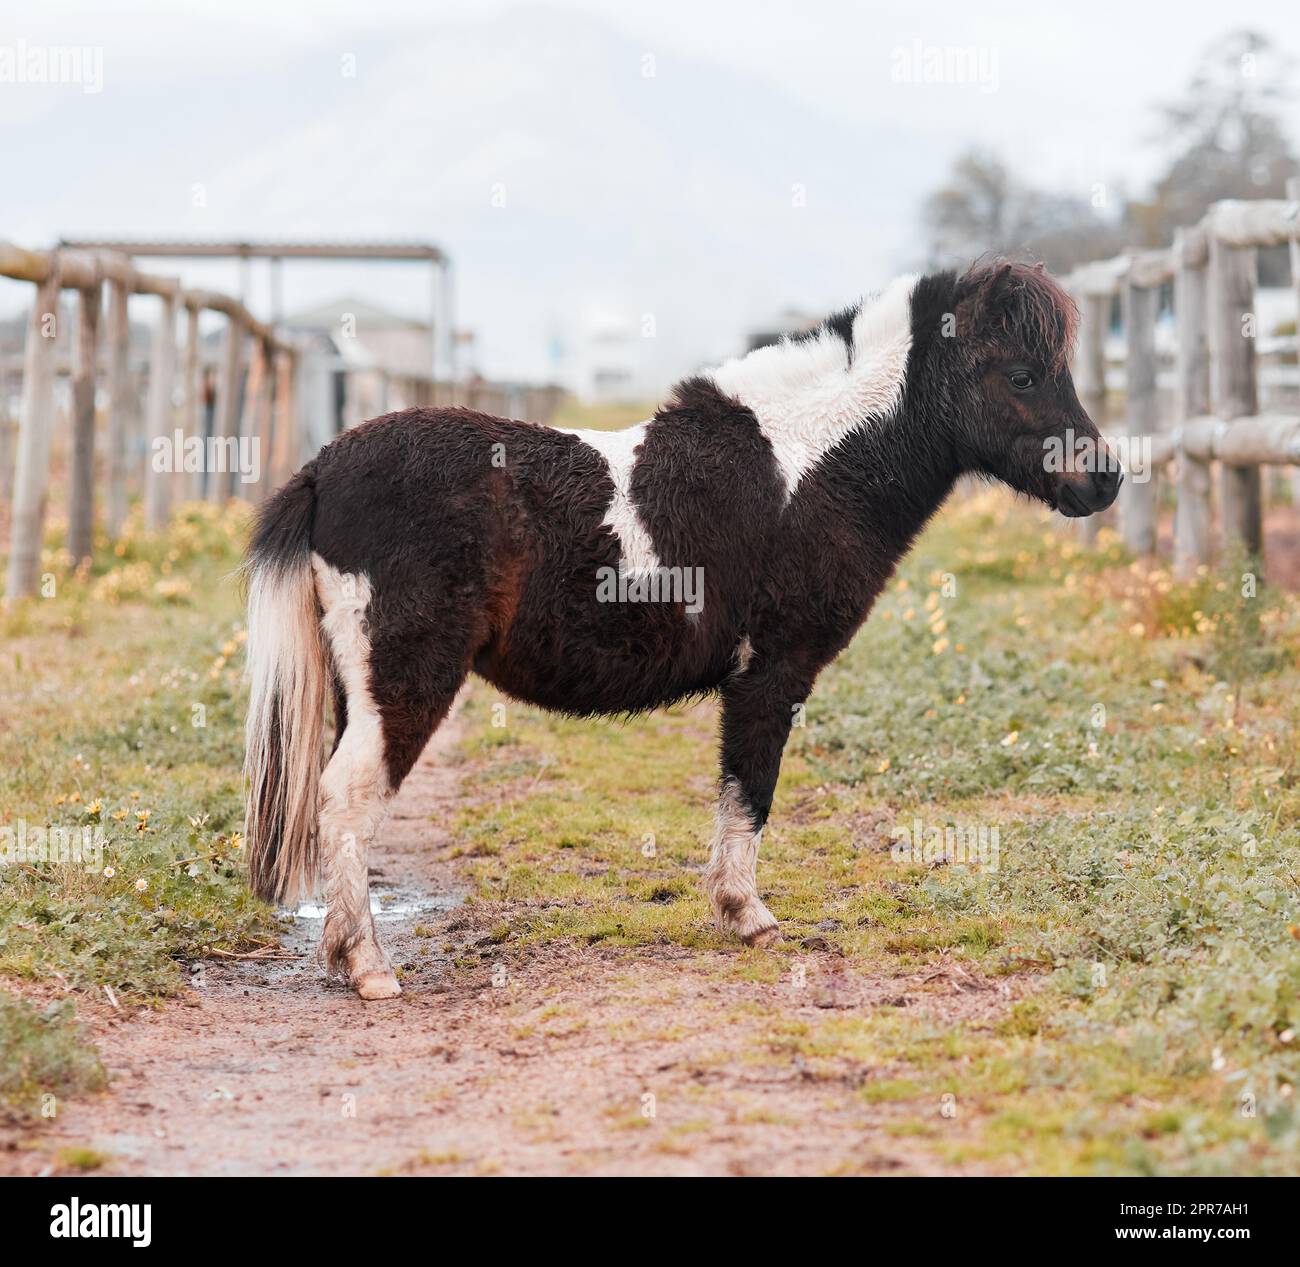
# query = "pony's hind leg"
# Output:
<box><xmin>313</xmin><ymin>553</ymin><xmax>473</xmax><ymax>1000</ymax></box>
<box><xmin>314</xmin><ymin>556</ymin><xmax>400</xmax><ymax>999</ymax></box>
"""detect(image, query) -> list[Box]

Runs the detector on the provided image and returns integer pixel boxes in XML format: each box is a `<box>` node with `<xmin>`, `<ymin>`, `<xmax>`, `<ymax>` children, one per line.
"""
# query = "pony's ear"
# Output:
<box><xmin>956</xmin><ymin>258</ymin><xmax>1078</xmax><ymax>371</ymax></box>
<box><xmin>952</xmin><ymin>260</ymin><xmax>1018</xmax><ymax>338</ymax></box>
<box><xmin>975</xmin><ymin>261</ymin><xmax>1018</xmax><ymax>316</ymax></box>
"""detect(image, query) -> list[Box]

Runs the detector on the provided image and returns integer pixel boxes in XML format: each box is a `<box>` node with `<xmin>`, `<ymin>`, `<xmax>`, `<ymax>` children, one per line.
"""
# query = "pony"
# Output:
<box><xmin>243</xmin><ymin>259</ymin><xmax>1121</xmax><ymax>1000</ymax></box>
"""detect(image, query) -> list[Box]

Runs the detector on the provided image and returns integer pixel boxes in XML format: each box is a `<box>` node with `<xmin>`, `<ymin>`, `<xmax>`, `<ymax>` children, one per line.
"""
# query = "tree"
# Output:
<box><xmin>922</xmin><ymin>150</ymin><xmax>1127</xmax><ymax>274</ymax></box>
<box><xmin>1127</xmin><ymin>29</ymin><xmax>1298</xmax><ymax>249</ymax></box>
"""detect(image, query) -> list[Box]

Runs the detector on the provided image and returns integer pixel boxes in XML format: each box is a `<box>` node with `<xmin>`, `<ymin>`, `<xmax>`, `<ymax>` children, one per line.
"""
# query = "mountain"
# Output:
<box><xmin>5</xmin><ymin>6</ymin><xmax>939</xmax><ymax>388</ymax></box>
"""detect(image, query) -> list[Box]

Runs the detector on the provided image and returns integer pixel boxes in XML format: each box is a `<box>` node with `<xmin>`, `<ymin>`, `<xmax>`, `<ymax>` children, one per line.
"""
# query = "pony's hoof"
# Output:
<box><xmin>715</xmin><ymin>896</ymin><xmax>780</xmax><ymax>948</ymax></box>
<box><xmin>353</xmin><ymin>971</ymin><xmax>401</xmax><ymax>1001</ymax></box>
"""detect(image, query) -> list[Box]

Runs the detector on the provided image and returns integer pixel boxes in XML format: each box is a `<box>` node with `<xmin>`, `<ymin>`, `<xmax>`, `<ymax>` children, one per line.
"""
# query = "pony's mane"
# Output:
<box><xmin>957</xmin><ymin>258</ymin><xmax>1078</xmax><ymax>375</ymax></box>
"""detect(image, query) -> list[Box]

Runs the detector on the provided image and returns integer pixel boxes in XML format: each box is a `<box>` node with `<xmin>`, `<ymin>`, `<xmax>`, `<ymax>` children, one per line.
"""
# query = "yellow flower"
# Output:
<box><xmin>932</xmin><ymin>637</ymin><xmax>949</xmax><ymax>655</ymax></box>
<box><xmin>876</xmin><ymin>758</ymin><xmax>891</xmax><ymax>774</ymax></box>
<box><xmin>1001</xmin><ymin>731</ymin><xmax>1019</xmax><ymax>747</ymax></box>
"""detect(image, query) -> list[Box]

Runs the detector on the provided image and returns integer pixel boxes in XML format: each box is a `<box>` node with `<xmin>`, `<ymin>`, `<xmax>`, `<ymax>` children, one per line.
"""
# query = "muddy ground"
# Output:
<box><xmin>3</xmin><ymin>698</ymin><xmax>1021</xmax><ymax>1177</ymax></box>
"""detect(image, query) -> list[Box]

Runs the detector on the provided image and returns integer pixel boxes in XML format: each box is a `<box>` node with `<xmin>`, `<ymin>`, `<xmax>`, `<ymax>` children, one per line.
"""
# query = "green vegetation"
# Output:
<box><xmin>454</xmin><ymin>490</ymin><xmax>1300</xmax><ymax>1174</ymax></box>
<box><xmin>0</xmin><ymin>502</ymin><xmax>275</xmax><ymax>1003</ymax></box>
<box><xmin>6</xmin><ymin>485</ymin><xmax>1300</xmax><ymax>1172</ymax></box>
<box><xmin>547</xmin><ymin>397</ymin><xmax>657</xmax><ymax>432</ymax></box>
<box><xmin>0</xmin><ymin>993</ymin><xmax>105</xmax><ymax>1120</ymax></box>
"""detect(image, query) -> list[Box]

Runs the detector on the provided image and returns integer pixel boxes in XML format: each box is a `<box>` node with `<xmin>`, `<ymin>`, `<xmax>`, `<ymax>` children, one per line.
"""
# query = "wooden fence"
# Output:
<box><xmin>1062</xmin><ymin>179</ymin><xmax>1300</xmax><ymax>578</ymax></box>
<box><xmin>0</xmin><ymin>242</ymin><xmax>564</xmax><ymax>601</ymax></box>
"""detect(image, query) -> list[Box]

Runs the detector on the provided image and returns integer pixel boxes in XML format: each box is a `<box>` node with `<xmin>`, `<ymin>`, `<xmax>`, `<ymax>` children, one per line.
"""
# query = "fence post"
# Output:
<box><xmin>238</xmin><ymin>336</ymin><xmax>268</xmax><ymax>501</ymax></box>
<box><xmin>1119</xmin><ymin>270</ymin><xmax>1159</xmax><ymax>554</ymax></box>
<box><xmin>67</xmin><ymin>270</ymin><xmax>102</xmax><ymax>567</ymax></box>
<box><xmin>1288</xmin><ymin>178</ymin><xmax>1300</xmax><ymax>508</ymax></box>
<box><xmin>7</xmin><ymin>267</ymin><xmax>63</xmax><ymax>596</ymax></box>
<box><xmin>104</xmin><ymin>270</ymin><xmax>133</xmax><ymax>538</ymax></box>
<box><xmin>1173</xmin><ymin>228</ymin><xmax>1212</xmax><ymax>578</ymax></box>
<box><xmin>144</xmin><ymin>287</ymin><xmax>178</xmax><ymax>531</ymax></box>
<box><xmin>5</xmin><ymin>264</ymin><xmax>63</xmax><ymax>599</ymax></box>
<box><xmin>1074</xmin><ymin>287</ymin><xmax>1110</xmax><ymax>544</ymax></box>
<box><xmin>1207</xmin><ymin>227</ymin><xmax>1262</xmax><ymax>563</ymax></box>
<box><xmin>181</xmin><ymin>301</ymin><xmax>202</xmax><ymax>501</ymax></box>
<box><xmin>0</xmin><ymin>383</ymin><xmax>14</xmax><ymax>506</ymax></box>
<box><xmin>256</xmin><ymin>337</ymin><xmax>276</xmax><ymax>495</ymax></box>
<box><xmin>268</xmin><ymin>348</ymin><xmax>297</xmax><ymax>489</ymax></box>
<box><xmin>211</xmin><ymin>315</ymin><xmax>244</xmax><ymax>502</ymax></box>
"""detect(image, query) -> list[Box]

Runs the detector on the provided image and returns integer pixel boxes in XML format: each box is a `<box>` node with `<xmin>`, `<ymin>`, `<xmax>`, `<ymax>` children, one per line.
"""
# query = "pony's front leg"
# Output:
<box><xmin>704</xmin><ymin>664</ymin><xmax>809</xmax><ymax>947</ymax></box>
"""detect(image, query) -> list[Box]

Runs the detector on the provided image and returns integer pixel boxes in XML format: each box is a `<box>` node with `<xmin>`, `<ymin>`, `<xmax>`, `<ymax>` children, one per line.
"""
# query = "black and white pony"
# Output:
<box><xmin>244</xmin><ymin>260</ymin><xmax>1121</xmax><ymax>1000</ymax></box>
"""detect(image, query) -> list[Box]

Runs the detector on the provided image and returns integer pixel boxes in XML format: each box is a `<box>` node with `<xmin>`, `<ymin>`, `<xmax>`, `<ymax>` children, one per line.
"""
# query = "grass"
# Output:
<box><xmin>451</xmin><ymin>489</ymin><xmax>1300</xmax><ymax>1174</ymax></box>
<box><xmin>0</xmin><ymin>993</ymin><xmax>105</xmax><ymax>1120</ymax></box>
<box><xmin>0</xmin><ymin>500</ymin><xmax>275</xmax><ymax>1005</ymax></box>
<box><xmin>6</xmin><ymin>483</ymin><xmax>1300</xmax><ymax>1172</ymax></box>
<box><xmin>548</xmin><ymin>398</ymin><xmax>656</xmax><ymax>432</ymax></box>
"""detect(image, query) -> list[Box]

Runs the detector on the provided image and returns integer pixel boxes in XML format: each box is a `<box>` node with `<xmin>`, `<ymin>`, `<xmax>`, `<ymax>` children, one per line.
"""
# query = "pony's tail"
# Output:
<box><xmin>242</xmin><ymin>465</ymin><xmax>327</xmax><ymax>904</ymax></box>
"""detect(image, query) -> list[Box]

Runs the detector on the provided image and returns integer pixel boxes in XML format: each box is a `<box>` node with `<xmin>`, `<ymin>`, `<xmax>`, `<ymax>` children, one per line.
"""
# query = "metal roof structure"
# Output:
<box><xmin>58</xmin><ymin>239</ymin><xmax>446</xmax><ymax>262</ymax></box>
<box><xmin>57</xmin><ymin>238</ymin><xmax>455</xmax><ymax>378</ymax></box>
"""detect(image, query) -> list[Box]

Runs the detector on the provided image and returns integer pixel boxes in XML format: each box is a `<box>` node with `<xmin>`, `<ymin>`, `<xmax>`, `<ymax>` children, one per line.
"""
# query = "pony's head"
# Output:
<box><xmin>924</xmin><ymin>259</ymin><xmax>1122</xmax><ymax>517</ymax></box>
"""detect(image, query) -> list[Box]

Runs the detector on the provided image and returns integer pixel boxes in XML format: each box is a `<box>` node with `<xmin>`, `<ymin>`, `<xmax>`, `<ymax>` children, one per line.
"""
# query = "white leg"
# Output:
<box><xmin>313</xmin><ymin>555</ymin><xmax>400</xmax><ymax>1000</ymax></box>
<box><xmin>704</xmin><ymin>779</ymin><xmax>779</xmax><ymax>947</ymax></box>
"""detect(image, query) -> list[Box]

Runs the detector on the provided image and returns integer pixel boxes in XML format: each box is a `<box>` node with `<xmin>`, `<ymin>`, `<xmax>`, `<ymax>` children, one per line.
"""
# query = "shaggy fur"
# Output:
<box><xmin>243</xmin><ymin>259</ymin><xmax>1120</xmax><ymax>997</ymax></box>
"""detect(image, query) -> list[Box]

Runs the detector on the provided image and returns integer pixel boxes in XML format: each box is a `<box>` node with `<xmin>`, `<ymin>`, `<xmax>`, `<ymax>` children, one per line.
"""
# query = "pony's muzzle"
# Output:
<box><xmin>1057</xmin><ymin>465</ymin><xmax>1122</xmax><ymax>517</ymax></box>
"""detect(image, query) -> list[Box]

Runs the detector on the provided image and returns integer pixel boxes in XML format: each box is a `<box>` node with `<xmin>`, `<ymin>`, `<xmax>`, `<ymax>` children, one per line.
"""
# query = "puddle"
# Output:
<box><xmin>281</xmin><ymin>885</ymin><xmax>461</xmax><ymax>925</ymax></box>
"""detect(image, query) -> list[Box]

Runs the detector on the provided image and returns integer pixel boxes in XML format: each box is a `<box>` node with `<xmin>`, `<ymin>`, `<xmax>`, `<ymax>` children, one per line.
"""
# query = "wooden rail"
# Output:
<box><xmin>0</xmin><ymin>242</ymin><xmax>303</xmax><ymax>597</ymax></box>
<box><xmin>1061</xmin><ymin>187</ymin><xmax>1300</xmax><ymax>578</ymax></box>
<box><xmin>0</xmin><ymin>241</ymin><xmax>563</xmax><ymax>600</ymax></box>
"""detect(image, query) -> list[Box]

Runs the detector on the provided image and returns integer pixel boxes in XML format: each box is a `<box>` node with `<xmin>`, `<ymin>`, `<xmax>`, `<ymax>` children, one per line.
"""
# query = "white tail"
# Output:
<box><xmin>243</xmin><ymin>555</ymin><xmax>328</xmax><ymax>902</ymax></box>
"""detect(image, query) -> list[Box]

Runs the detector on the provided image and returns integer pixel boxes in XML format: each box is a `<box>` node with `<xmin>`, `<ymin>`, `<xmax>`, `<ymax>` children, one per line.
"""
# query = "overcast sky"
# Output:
<box><xmin>2</xmin><ymin>0</ymin><xmax>1296</xmax><ymax>387</ymax></box>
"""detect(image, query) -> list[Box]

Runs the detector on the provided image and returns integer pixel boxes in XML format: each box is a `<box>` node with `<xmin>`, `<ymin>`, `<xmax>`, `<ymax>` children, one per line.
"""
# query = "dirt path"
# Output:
<box><xmin>10</xmin><ymin>695</ymin><xmax>1009</xmax><ymax>1177</ymax></box>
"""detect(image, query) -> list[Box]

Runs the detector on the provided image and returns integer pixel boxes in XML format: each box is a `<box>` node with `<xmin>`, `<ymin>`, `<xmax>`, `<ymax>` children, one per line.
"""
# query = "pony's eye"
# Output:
<box><xmin>1008</xmin><ymin>370</ymin><xmax>1035</xmax><ymax>391</ymax></box>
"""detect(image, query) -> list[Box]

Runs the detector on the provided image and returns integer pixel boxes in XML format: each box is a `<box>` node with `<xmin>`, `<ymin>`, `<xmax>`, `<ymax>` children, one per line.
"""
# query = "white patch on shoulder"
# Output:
<box><xmin>555</xmin><ymin>422</ymin><xmax>660</xmax><ymax>574</ymax></box>
<box><xmin>708</xmin><ymin>272</ymin><xmax>918</xmax><ymax>498</ymax></box>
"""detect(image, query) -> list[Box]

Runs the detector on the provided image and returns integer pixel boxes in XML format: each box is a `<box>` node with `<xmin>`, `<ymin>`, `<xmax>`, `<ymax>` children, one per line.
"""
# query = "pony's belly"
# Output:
<box><xmin>473</xmin><ymin>607</ymin><xmax>733</xmax><ymax>718</ymax></box>
<box><xmin>472</xmin><ymin>662</ymin><xmax>717</xmax><ymax>718</ymax></box>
